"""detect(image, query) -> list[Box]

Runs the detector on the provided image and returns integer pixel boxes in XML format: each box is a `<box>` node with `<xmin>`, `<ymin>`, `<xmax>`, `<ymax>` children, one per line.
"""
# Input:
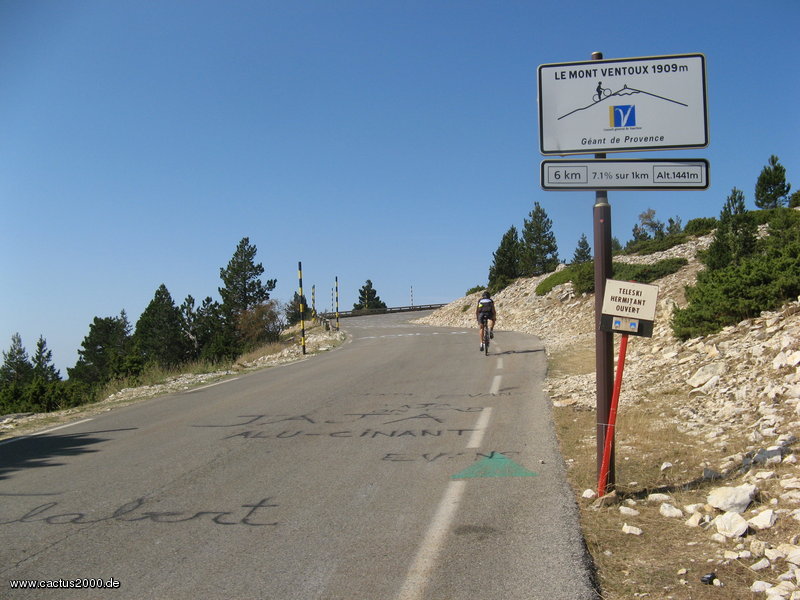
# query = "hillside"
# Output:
<box><xmin>416</xmin><ymin>233</ymin><xmax>800</xmax><ymax>598</ymax></box>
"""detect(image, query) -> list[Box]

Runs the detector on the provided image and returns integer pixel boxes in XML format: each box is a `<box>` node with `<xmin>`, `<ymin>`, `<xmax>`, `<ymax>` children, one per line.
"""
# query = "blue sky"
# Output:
<box><xmin>2</xmin><ymin>1</ymin><xmax>799</xmax><ymax>374</ymax></box>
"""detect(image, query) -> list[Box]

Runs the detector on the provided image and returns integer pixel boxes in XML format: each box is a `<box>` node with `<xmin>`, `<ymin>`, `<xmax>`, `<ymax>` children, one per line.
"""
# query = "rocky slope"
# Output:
<box><xmin>416</xmin><ymin>233</ymin><xmax>800</xmax><ymax>598</ymax></box>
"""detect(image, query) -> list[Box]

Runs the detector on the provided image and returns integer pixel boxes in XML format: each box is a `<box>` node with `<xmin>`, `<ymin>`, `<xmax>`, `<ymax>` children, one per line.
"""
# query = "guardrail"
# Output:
<box><xmin>319</xmin><ymin>304</ymin><xmax>446</xmax><ymax>320</ymax></box>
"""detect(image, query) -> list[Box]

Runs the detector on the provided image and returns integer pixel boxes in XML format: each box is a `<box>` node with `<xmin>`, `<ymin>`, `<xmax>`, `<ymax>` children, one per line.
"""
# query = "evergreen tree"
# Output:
<box><xmin>133</xmin><ymin>284</ymin><xmax>188</xmax><ymax>368</ymax></box>
<box><xmin>219</xmin><ymin>237</ymin><xmax>276</xmax><ymax>318</ymax></box>
<box><xmin>32</xmin><ymin>336</ymin><xmax>60</xmax><ymax>383</ymax></box>
<box><xmin>192</xmin><ymin>296</ymin><xmax>237</xmax><ymax>362</ymax></box>
<box><xmin>0</xmin><ymin>333</ymin><xmax>34</xmax><ymax>387</ymax></box>
<box><xmin>629</xmin><ymin>223</ymin><xmax>650</xmax><ymax>247</ymax></box>
<box><xmin>790</xmin><ymin>190</ymin><xmax>800</xmax><ymax>209</ymax></box>
<box><xmin>488</xmin><ymin>225</ymin><xmax>521</xmax><ymax>292</ymax></box>
<box><xmin>755</xmin><ymin>155</ymin><xmax>791</xmax><ymax>209</ymax></box>
<box><xmin>667</xmin><ymin>216</ymin><xmax>683</xmax><ymax>236</ymax></box>
<box><xmin>285</xmin><ymin>292</ymin><xmax>310</xmax><ymax>326</ymax></box>
<box><xmin>571</xmin><ymin>233</ymin><xmax>592</xmax><ymax>264</ymax></box>
<box><xmin>706</xmin><ymin>187</ymin><xmax>757</xmax><ymax>270</ymax></box>
<box><xmin>180</xmin><ymin>295</ymin><xmax>200</xmax><ymax>359</ymax></box>
<box><xmin>353</xmin><ymin>280</ymin><xmax>387</xmax><ymax>310</ymax></box>
<box><xmin>520</xmin><ymin>202</ymin><xmax>559</xmax><ymax>277</ymax></box>
<box><xmin>68</xmin><ymin>312</ymin><xmax>132</xmax><ymax>385</ymax></box>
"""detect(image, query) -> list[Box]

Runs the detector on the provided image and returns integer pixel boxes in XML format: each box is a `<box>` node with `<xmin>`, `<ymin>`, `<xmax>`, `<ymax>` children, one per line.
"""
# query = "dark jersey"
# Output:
<box><xmin>477</xmin><ymin>298</ymin><xmax>495</xmax><ymax>319</ymax></box>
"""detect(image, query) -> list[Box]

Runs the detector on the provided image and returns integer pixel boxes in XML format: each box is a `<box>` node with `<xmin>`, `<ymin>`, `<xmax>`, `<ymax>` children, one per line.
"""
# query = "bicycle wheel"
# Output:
<box><xmin>483</xmin><ymin>327</ymin><xmax>490</xmax><ymax>355</ymax></box>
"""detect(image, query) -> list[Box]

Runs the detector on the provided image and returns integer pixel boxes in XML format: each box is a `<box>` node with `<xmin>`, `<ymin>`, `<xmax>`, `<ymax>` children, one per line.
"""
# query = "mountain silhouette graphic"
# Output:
<box><xmin>558</xmin><ymin>84</ymin><xmax>688</xmax><ymax>121</ymax></box>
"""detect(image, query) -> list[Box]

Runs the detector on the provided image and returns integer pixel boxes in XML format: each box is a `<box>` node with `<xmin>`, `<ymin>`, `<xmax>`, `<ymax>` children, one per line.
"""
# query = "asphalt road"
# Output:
<box><xmin>0</xmin><ymin>313</ymin><xmax>598</xmax><ymax>599</ymax></box>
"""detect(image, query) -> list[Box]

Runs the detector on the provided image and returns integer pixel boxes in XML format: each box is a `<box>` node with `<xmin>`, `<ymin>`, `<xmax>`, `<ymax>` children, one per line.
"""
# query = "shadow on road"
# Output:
<box><xmin>0</xmin><ymin>428</ymin><xmax>136</xmax><ymax>482</ymax></box>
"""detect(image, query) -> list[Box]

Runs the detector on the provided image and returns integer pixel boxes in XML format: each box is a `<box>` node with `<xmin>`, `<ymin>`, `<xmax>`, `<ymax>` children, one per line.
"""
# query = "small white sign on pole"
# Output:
<box><xmin>538</xmin><ymin>53</ymin><xmax>708</xmax><ymax>155</ymax></box>
<box><xmin>601</xmin><ymin>280</ymin><xmax>660</xmax><ymax>337</ymax></box>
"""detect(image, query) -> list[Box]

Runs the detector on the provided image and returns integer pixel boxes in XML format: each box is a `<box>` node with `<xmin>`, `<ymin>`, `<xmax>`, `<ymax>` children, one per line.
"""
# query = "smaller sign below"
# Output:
<box><xmin>541</xmin><ymin>158</ymin><xmax>709</xmax><ymax>191</ymax></box>
<box><xmin>613</xmin><ymin>316</ymin><xmax>639</xmax><ymax>333</ymax></box>
<box><xmin>601</xmin><ymin>279</ymin><xmax>659</xmax><ymax>338</ymax></box>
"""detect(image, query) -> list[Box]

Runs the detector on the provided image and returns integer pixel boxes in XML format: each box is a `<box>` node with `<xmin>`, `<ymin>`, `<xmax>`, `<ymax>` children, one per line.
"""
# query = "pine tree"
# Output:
<box><xmin>755</xmin><ymin>155</ymin><xmax>791</xmax><ymax>209</ymax></box>
<box><xmin>667</xmin><ymin>217</ymin><xmax>683</xmax><ymax>236</ymax></box>
<box><xmin>572</xmin><ymin>233</ymin><xmax>592</xmax><ymax>264</ymax></box>
<box><xmin>353</xmin><ymin>280</ymin><xmax>387</xmax><ymax>310</ymax></box>
<box><xmin>133</xmin><ymin>284</ymin><xmax>188</xmax><ymax>368</ymax></box>
<box><xmin>520</xmin><ymin>202</ymin><xmax>559</xmax><ymax>277</ymax></box>
<box><xmin>68</xmin><ymin>312</ymin><xmax>132</xmax><ymax>385</ymax></box>
<box><xmin>0</xmin><ymin>333</ymin><xmax>34</xmax><ymax>387</ymax></box>
<box><xmin>219</xmin><ymin>237</ymin><xmax>276</xmax><ymax>317</ymax></box>
<box><xmin>180</xmin><ymin>295</ymin><xmax>200</xmax><ymax>359</ymax></box>
<box><xmin>790</xmin><ymin>190</ymin><xmax>800</xmax><ymax>209</ymax></box>
<box><xmin>286</xmin><ymin>292</ymin><xmax>310</xmax><ymax>326</ymax></box>
<box><xmin>32</xmin><ymin>336</ymin><xmax>61</xmax><ymax>383</ymax></box>
<box><xmin>488</xmin><ymin>226</ymin><xmax>521</xmax><ymax>292</ymax></box>
<box><xmin>706</xmin><ymin>187</ymin><xmax>757</xmax><ymax>270</ymax></box>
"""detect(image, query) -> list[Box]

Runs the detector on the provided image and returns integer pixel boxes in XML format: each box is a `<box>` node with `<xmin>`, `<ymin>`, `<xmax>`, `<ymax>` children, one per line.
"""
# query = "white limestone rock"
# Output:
<box><xmin>622</xmin><ymin>523</ymin><xmax>643</xmax><ymax>536</ymax></box>
<box><xmin>687</xmin><ymin>362</ymin><xmax>727</xmax><ymax>388</ymax></box>
<box><xmin>749</xmin><ymin>509</ymin><xmax>778</xmax><ymax>530</ymax></box>
<box><xmin>707</xmin><ymin>483</ymin><xmax>757</xmax><ymax>513</ymax></box>
<box><xmin>715</xmin><ymin>511</ymin><xmax>749</xmax><ymax>538</ymax></box>
<box><xmin>685</xmin><ymin>512</ymin><xmax>702</xmax><ymax>527</ymax></box>
<box><xmin>647</xmin><ymin>493</ymin><xmax>671</xmax><ymax>503</ymax></box>
<box><xmin>752</xmin><ymin>580</ymin><xmax>772</xmax><ymax>593</ymax></box>
<box><xmin>660</xmin><ymin>503</ymin><xmax>684</xmax><ymax>518</ymax></box>
<box><xmin>751</xmin><ymin>558</ymin><xmax>771</xmax><ymax>571</ymax></box>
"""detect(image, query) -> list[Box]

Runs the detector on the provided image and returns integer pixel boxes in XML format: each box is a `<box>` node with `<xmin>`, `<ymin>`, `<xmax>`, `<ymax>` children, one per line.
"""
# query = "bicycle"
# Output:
<box><xmin>480</xmin><ymin>314</ymin><xmax>491</xmax><ymax>355</ymax></box>
<box><xmin>592</xmin><ymin>87</ymin><xmax>612</xmax><ymax>103</ymax></box>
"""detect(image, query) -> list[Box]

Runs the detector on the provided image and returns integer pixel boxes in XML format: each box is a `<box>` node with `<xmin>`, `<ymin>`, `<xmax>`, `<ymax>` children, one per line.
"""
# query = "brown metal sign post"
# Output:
<box><xmin>591</xmin><ymin>50</ymin><xmax>615</xmax><ymax>492</ymax></box>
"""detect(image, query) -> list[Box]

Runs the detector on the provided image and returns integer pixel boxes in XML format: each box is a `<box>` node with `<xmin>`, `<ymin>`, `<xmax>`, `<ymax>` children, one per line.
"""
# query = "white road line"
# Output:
<box><xmin>397</xmin><ymin>480</ymin><xmax>467</xmax><ymax>600</ymax></box>
<box><xmin>398</xmin><ymin>396</ymin><xmax>495</xmax><ymax>600</ymax></box>
<box><xmin>188</xmin><ymin>378</ymin><xmax>240</xmax><ymax>393</ymax></box>
<box><xmin>489</xmin><ymin>374</ymin><xmax>502</xmax><ymax>395</ymax></box>
<box><xmin>466</xmin><ymin>407</ymin><xmax>493</xmax><ymax>449</ymax></box>
<box><xmin>0</xmin><ymin>418</ymin><xmax>94</xmax><ymax>447</ymax></box>
<box><xmin>497</xmin><ymin>357</ymin><xmax>504</xmax><ymax>370</ymax></box>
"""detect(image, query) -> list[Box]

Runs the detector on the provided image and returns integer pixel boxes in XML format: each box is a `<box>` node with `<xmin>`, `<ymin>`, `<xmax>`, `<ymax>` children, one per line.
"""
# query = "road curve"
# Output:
<box><xmin>0</xmin><ymin>312</ymin><xmax>597</xmax><ymax>599</ymax></box>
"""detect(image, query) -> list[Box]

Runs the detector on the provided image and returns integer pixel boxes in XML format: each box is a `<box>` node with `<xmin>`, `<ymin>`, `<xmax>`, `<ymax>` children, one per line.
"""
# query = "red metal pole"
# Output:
<box><xmin>598</xmin><ymin>333</ymin><xmax>629</xmax><ymax>496</ymax></box>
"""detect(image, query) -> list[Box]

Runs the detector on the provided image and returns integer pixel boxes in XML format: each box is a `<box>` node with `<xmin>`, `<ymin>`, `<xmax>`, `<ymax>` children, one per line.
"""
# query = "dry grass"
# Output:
<box><xmin>550</xmin><ymin>344</ymin><xmax>789</xmax><ymax>599</ymax></box>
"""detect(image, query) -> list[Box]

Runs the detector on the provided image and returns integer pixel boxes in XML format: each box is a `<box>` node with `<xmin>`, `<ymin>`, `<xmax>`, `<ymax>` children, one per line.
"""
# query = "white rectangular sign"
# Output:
<box><xmin>538</xmin><ymin>54</ymin><xmax>708</xmax><ymax>155</ymax></box>
<box><xmin>601</xmin><ymin>280</ymin><xmax>659</xmax><ymax>322</ymax></box>
<box><xmin>541</xmin><ymin>158</ymin><xmax>709</xmax><ymax>190</ymax></box>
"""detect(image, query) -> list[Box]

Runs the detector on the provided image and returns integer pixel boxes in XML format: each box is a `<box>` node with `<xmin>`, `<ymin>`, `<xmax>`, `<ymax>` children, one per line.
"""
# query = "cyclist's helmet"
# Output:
<box><xmin>482</xmin><ymin>291</ymin><xmax>491</xmax><ymax>299</ymax></box>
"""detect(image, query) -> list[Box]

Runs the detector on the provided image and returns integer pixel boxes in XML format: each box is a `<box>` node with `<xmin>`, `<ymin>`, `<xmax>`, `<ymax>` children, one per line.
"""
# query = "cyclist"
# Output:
<box><xmin>476</xmin><ymin>291</ymin><xmax>496</xmax><ymax>352</ymax></box>
<box><xmin>595</xmin><ymin>81</ymin><xmax>604</xmax><ymax>101</ymax></box>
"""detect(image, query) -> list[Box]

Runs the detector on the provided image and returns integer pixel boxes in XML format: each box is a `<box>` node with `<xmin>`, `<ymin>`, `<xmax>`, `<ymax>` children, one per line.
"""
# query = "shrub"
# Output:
<box><xmin>488</xmin><ymin>276</ymin><xmax>513</xmax><ymax>296</ymax></box>
<box><xmin>622</xmin><ymin>233</ymin><xmax>689</xmax><ymax>256</ymax></box>
<box><xmin>465</xmin><ymin>285</ymin><xmax>486</xmax><ymax>296</ymax></box>
<box><xmin>683</xmin><ymin>217</ymin><xmax>717</xmax><ymax>236</ymax></box>
<box><xmin>535</xmin><ymin>265</ymin><xmax>577</xmax><ymax>295</ymax></box>
<box><xmin>672</xmin><ymin>211</ymin><xmax>800</xmax><ymax>339</ymax></box>
<box><xmin>614</xmin><ymin>258</ymin><xmax>689</xmax><ymax>284</ymax></box>
<box><xmin>537</xmin><ymin>258</ymin><xmax>688</xmax><ymax>296</ymax></box>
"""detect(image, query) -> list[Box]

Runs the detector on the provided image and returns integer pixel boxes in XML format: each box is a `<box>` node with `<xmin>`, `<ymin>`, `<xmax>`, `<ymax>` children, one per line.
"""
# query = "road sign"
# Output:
<box><xmin>600</xmin><ymin>279</ymin><xmax>659</xmax><ymax>338</ymax></box>
<box><xmin>541</xmin><ymin>158</ymin><xmax>709</xmax><ymax>190</ymax></box>
<box><xmin>538</xmin><ymin>53</ymin><xmax>708</xmax><ymax>155</ymax></box>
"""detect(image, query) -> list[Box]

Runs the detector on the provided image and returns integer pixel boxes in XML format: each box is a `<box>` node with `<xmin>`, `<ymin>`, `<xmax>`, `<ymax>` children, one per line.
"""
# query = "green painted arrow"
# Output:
<box><xmin>451</xmin><ymin>453</ymin><xmax>538</xmax><ymax>479</ymax></box>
